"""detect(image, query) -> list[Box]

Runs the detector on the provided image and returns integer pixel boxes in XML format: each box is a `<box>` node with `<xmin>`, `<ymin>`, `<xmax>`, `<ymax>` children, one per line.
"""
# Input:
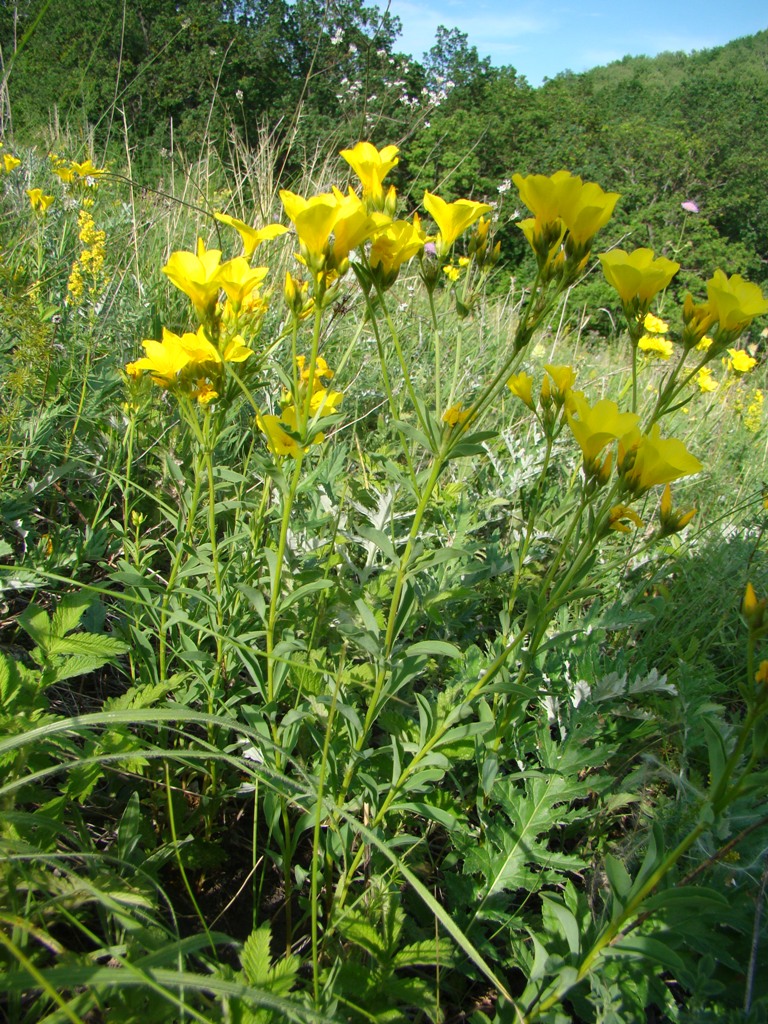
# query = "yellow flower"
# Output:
<box><xmin>706</xmin><ymin>270</ymin><xmax>768</xmax><ymax>334</ymax></box>
<box><xmin>506</xmin><ymin>371</ymin><xmax>535</xmax><ymax>410</ymax></box>
<box><xmin>215</xmin><ymin>257</ymin><xmax>269</xmax><ymax>311</ymax></box>
<box><xmin>742</xmin><ymin>582</ymin><xmax>766</xmax><ymax>629</ymax></box>
<box><xmin>643</xmin><ymin>312</ymin><xmax>669</xmax><ymax>334</ymax></box>
<box><xmin>513</xmin><ymin>170</ymin><xmax>618</xmax><ymax>260</ymax></box>
<box><xmin>52</xmin><ymin>163</ymin><xmax>74</xmax><ymax>184</ymax></box>
<box><xmin>599</xmin><ymin>248</ymin><xmax>680</xmax><ymax>309</ymax></box>
<box><xmin>280</xmin><ymin>188</ymin><xmax>380</xmax><ymax>274</ymax></box>
<box><xmin>69</xmin><ymin>158</ymin><xmax>105</xmax><ymax>179</ymax></box>
<box><xmin>213</xmin><ymin>212</ymin><xmax>287</xmax><ymax>258</ymax></box>
<box><xmin>176</xmin><ymin>324</ymin><xmax>222</xmax><ymax>366</ymax></box>
<box><xmin>566</xmin><ymin>393</ymin><xmax>640</xmax><ymax>464</ymax></box>
<box><xmin>724</xmin><ymin>348</ymin><xmax>757</xmax><ymax>373</ymax></box>
<box><xmin>542</xmin><ymin>364</ymin><xmax>576</xmax><ymax>404</ymax></box>
<box><xmin>339</xmin><ymin>141</ymin><xmax>399</xmax><ymax>208</ymax></box>
<box><xmin>163</xmin><ymin>239</ymin><xmax>223</xmax><ymax>319</ymax></box>
<box><xmin>280</xmin><ymin>189</ymin><xmax>340</xmax><ymax>269</ymax></box>
<box><xmin>369</xmin><ymin>214</ymin><xmax>426</xmax><ymax>280</ymax></box>
<box><xmin>257</xmin><ymin>406</ymin><xmax>324</xmax><ymax>458</ymax></box>
<box><xmin>696</xmin><ymin>366</ymin><xmax>719</xmax><ymax>392</ymax></box>
<box><xmin>422</xmin><ymin>192</ymin><xmax>492</xmax><ymax>255</ymax></box>
<box><xmin>127</xmin><ymin>330</ymin><xmax>195</xmax><ymax>386</ymax></box>
<box><xmin>190</xmin><ymin>380</ymin><xmax>219</xmax><ymax>405</ymax></box>
<box><xmin>744</xmin><ymin>389</ymin><xmax>763</xmax><ymax>433</ymax></box>
<box><xmin>2</xmin><ymin>153</ymin><xmax>21</xmax><ymax>173</ymax></box>
<box><xmin>330</xmin><ymin>187</ymin><xmax>383</xmax><ymax>266</ymax></box>
<box><xmin>308</xmin><ymin>387</ymin><xmax>343</xmax><ymax>416</ymax></box>
<box><xmin>559</xmin><ymin>178</ymin><xmax>620</xmax><ymax>249</ymax></box>
<box><xmin>442</xmin><ymin>402</ymin><xmax>473</xmax><ymax>428</ymax></box>
<box><xmin>658</xmin><ymin>483</ymin><xmax>696</xmax><ymax>535</ymax></box>
<box><xmin>638</xmin><ymin>334</ymin><xmax>674</xmax><ymax>359</ymax></box>
<box><xmin>755</xmin><ymin>661</ymin><xmax>768</xmax><ymax>685</ymax></box>
<box><xmin>682</xmin><ymin>296</ymin><xmax>717</xmax><ymax>349</ymax></box>
<box><xmin>221</xmin><ymin>335</ymin><xmax>254</xmax><ymax>364</ymax></box>
<box><xmin>622</xmin><ymin>423</ymin><xmax>702</xmax><ymax>495</ymax></box>
<box><xmin>443</xmin><ymin>264</ymin><xmax>462</xmax><ymax>282</ymax></box>
<box><xmin>607</xmin><ymin>505</ymin><xmax>644</xmax><ymax>533</ymax></box>
<box><xmin>26</xmin><ymin>188</ymin><xmax>54</xmax><ymax>214</ymax></box>
<box><xmin>296</xmin><ymin>354</ymin><xmax>334</xmax><ymax>383</ymax></box>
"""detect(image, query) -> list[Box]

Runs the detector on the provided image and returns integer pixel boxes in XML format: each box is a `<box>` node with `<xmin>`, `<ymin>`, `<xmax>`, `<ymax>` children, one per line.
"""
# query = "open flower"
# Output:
<box><xmin>566</xmin><ymin>393</ymin><xmax>640</xmax><ymax>465</ymax></box>
<box><xmin>214</xmin><ymin>212</ymin><xmax>287</xmax><ymax>258</ymax></box>
<box><xmin>280</xmin><ymin>189</ymin><xmax>340</xmax><ymax>270</ymax></box>
<box><xmin>724</xmin><ymin>348</ymin><xmax>757</xmax><ymax>373</ymax></box>
<box><xmin>163</xmin><ymin>239</ymin><xmax>223</xmax><ymax>319</ymax></box>
<box><xmin>69</xmin><ymin>159</ymin><xmax>105</xmax><ymax>179</ymax></box>
<box><xmin>369</xmin><ymin>214</ymin><xmax>426</xmax><ymax>284</ymax></box>
<box><xmin>514</xmin><ymin>170</ymin><xmax>618</xmax><ymax>265</ymax></box>
<box><xmin>541</xmin><ymin>364</ymin><xmax>576</xmax><ymax>405</ymax></box>
<box><xmin>643</xmin><ymin>312</ymin><xmax>669</xmax><ymax>334</ymax></box>
<box><xmin>599</xmin><ymin>248</ymin><xmax>680</xmax><ymax>311</ymax></box>
<box><xmin>27</xmin><ymin>188</ymin><xmax>54</xmax><ymax>214</ymax></box>
<box><xmin>215</xmin><ymin>258</ymin><xmax>269</xmax><ymax>311</ymax></box>
<box><xmin>638</xmin><ymin>334</ymin><xmax>674</xmax><ymax>359</ymax></box>
<box><xmin>621</xmin><ymin>423</ymin><xmax>702</xmax><ymax>495</ymax></box>
<box><xmin>257</xmin><ymin>406</ymin><xmax>324</xmax><ymax>458</ymax></box>
<box><xmin>126</xmin><ymin>329</ymin><xmax>201</xmax><ymax>386</ymax></box>
<box><xmin>340</xmin><ymin>141</ymin><xmax>399</xmax><ymax>208</ymax></box>
<box><xmin>2</xmin><ymin>153</ymin><xmax>21</xmax><ymax>174</ymax></box>
<box><xmin>280</xmin><ymin>188</ymin><xmax>380</xmax><ymax>275</ymax></box>
<box><xmin>422</xmin><ymin>192</ymin><xmax>491</xmax><ymax>256</ymax></box>
<box><xmin>696</xmin><ymin>366</ymin><xmax>719</xmax><ymax>392</ymax></box>
<box><xmin>706</xmin><ymin>270</ymin><xmax>768</xmax><ymax>335</ymax></box>
<box><xmin>506</xmin><ymin>371</ymin><xmax>535</xmax><ymax>410</ymax></box>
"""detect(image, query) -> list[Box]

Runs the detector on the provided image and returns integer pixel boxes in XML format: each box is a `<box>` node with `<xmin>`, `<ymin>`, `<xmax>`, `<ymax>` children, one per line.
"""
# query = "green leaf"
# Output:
<box><xmin>47</xmin><ymin>633</ymin><xmax>129</xmax><ymax>659</ymax></box>
<box><xmin>50</xmin><ymin>591</ymin><xmax>91</xmax><ymax>639</ymax></box>
<box><xmin>241</xmin><ymin>925</ymin><xmax>274</xmax><ymax>986</ymax></box>
<box><xmin>405</xmin><ymin>640</ymin><xmax>461</xmax><ymax>659</ymax></box>
<box><xmin>604</xmin><ymin>853</ymin><xmax>632</xmax><ymax>901</ymax></box>
<box><xmin>602</xmin><ymin>934</ymin><xmax>686</xmax><ymax>974</ymax></box>
<box><xmin>18</xmin><ymin>602</ymin><xmax>51</xmax><ymax>648</ymax></box>
<box><xmin>541</xmin><ymin>894</ymin><xmax>581</xmax><ymax>955</ymax></box>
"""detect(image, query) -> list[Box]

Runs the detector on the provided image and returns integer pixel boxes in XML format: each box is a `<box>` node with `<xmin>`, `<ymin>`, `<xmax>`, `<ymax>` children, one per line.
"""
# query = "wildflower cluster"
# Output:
<box><xmin>514</xmin><ymin>169</ymin><xmax>619</xmax><ymax>286</ymax></box>
<box><xmin>67</xmin><ymin>207</ymin><xmax>107</xmax><ymax>305</ymax></box>
<box><xmin>126</xmin><ymin>233</ymin><xmax>281</xmax><ymax>406</ymax></box>
<box><xmin>257</xmin><ymin>355</ymin><xmax>343</xmax><ymax>457</ymax></box>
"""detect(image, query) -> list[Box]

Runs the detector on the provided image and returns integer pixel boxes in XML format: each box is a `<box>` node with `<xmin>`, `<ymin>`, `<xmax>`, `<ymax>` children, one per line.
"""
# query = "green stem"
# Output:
<box><xmin>265</xmin><ymin>452</ymin><xmax>305</xmax><ymax>708</ymax></box>
<box><xmin>311</xmin><ymin>656</ymin><xmax>344</xmax><ymax>1002</ymax></box>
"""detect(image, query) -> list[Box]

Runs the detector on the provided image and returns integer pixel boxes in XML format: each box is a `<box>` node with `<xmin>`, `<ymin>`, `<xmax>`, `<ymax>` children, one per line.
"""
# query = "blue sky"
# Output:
<box><xmin>385</xmin><ymin>0</ymin><xmax>768</xmax><ymax>85</ymax></box>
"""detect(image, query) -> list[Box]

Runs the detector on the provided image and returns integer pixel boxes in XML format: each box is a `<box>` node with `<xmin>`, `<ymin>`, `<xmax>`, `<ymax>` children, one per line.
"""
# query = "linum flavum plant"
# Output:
<box><xmin>2</xmin><ymin>140</ymin><xmax>768</xmax><ymax>1023</ymax></box>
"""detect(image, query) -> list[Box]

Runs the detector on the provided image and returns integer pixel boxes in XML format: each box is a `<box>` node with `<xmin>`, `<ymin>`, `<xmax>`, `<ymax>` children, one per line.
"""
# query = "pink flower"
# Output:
<box><xmin>681</xmin><ymin>200</ymin><xmax>699</xmax><ymax>214</ymax></box>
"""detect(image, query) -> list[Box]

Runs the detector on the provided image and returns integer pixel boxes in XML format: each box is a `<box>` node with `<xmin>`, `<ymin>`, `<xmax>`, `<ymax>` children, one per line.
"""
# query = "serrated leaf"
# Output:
<box><xmin>47</xmin><ymin>633</ymin><xmax>129</xmax><ymax>659</ymax></box>
<box><xmin>339</xmin><ymin>914</ymin><xmax>387</xmax><ymax>957</ymax></box>
<box><xmin>241</xmin><ymin>925</ymin><xmax>273</xmax><ymax>986</ymax></box>
<box><xmin>50</xmin><ymin>592</ymin><xmax>91</xmax><ymax>639</ymax></box>
<box><xmin>392</xmin><ymin>939</ymin><xmax>457</xmax><ymax>969</ymax></box>
<box><xmin>18</xmin><ymin>602</ymin><xmax>51</xmax><ymax>647</ymax></box>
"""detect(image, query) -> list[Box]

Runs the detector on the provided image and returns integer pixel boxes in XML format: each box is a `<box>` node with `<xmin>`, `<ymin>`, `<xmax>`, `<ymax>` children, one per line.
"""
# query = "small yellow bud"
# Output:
<box><xmin>743</xmin><ymin>582</ymin><xmax>766</xmax><ymax>630</ymax></box>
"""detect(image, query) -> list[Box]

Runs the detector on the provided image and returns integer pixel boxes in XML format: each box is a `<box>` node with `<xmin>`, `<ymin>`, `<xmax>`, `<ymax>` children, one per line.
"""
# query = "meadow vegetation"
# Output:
<box><xmin>1</xmin><ymin>6</ymin><xmax>768</xmax><ymax>1023</ymax></box>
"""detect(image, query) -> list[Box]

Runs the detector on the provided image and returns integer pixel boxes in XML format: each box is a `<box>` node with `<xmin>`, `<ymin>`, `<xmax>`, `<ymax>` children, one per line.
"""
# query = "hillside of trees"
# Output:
<box><xmin>2</xmin><ymin>1</ymin><xmax>767</xmax><ymax>297</ymax></box>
